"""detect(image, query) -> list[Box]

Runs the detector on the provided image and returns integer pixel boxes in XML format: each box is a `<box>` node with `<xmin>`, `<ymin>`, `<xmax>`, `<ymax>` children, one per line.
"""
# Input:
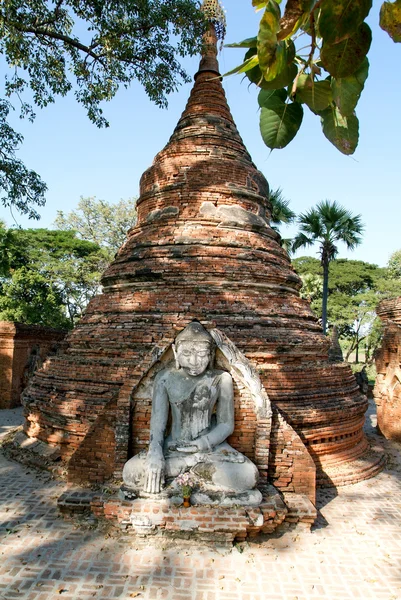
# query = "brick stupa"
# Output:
<box><xmin>23</xmin><ymin>22</ymin><xmax>383</xmax><ymax>499</ymax></box>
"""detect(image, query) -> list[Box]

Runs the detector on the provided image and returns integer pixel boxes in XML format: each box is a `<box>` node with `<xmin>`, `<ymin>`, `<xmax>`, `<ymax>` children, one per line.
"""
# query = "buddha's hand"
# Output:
<box><xmin>144</xmin><ymin>451</ymin><xmax>165</xmax><ymax>494</ymax></box>
<box><xmin>175</xmin><ymin>441</ymin><xmax>199</xmax><ymax>454</ymax></box>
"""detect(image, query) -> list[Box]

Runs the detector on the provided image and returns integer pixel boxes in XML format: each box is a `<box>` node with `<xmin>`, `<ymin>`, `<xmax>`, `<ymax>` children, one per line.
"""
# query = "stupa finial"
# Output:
<box><xmin>197</xmin><ymin>0</ymin><xmax>226</xmax><ymax>77</ymax></box>
<box><xmin>201</xmin><ymin>0</ymin><xmax>227</xmax><ymax>47</ymax></box>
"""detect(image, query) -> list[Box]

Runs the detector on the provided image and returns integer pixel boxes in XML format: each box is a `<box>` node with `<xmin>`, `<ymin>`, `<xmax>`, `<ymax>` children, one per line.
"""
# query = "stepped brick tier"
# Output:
<box><xmin>374</xmin><ymin>297</ymin><xmax>401</xmax><ymax>441</ymax></box>
<box><xmin>23</xmin><ymin>26</ymin><xmax>383</xmax><ymax>502</ymax></box>
<box><xmin>0</xmin><ymin>321</ymin><xmax>66</xmax><ymax>409</ymax></box>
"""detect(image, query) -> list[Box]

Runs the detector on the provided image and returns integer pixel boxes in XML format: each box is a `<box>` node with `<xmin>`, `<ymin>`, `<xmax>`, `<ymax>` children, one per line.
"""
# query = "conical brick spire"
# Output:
<box><xmin>23</xmin><ymin>13</ymin><xmax>384</xmax><ymax>494</ymax></box>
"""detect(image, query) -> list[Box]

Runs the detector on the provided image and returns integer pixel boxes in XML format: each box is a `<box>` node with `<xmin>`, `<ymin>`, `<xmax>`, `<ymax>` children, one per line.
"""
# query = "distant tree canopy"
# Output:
<box><xmin>388</xmin><ymin>249</ymin><xmax>401</xmax><ymax>279</ymax></box>
<box><xmin>228</xmin><ymin>0</ymin><xmax>401</xmax><ymax>154</ymax></box>
<box><xmin>0</xmin><ymin>224</ymin><xmax>104</xmax><ymax>328</ymax></box>
<box><xmin>54</xmin><ymin>196</ymin><xmax>137</xmax><ymax>259</ymax></box>
<box><xmin>0</xmin><ymin>197</ymin><xmax>138</xmax><ymax>328</ymax></box>
<box><xmin>293</xmin><ymin>255</ymin><xmax>401</xmax><ymax>361</ymax></box>
<box><xmin>0</xmin><ymin>0</ymin><xmax>204</xmax><ymax>219</ymax></box>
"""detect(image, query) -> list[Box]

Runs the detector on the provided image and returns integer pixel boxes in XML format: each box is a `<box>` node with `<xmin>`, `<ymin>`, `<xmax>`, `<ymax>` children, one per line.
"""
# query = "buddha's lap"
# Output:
<box><xmin>123</xmin><ymin>443</ymin><xmax>258</xmax><ymax>491</ymax></box>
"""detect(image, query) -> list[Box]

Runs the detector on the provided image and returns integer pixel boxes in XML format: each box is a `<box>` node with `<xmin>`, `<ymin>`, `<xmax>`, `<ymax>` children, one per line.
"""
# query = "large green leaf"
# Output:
<box><xmin>226</xmin><ymin>37</ymin><xmax>258</xmax><ymax>49</ymax></box>
<box><xmin>257</xmin><ymin>1</ymin><xmax>281</xmax><ymax>74</ymax></box>
<box><xmin>320</xmin><ymin>106</ymin><xmax>359</xmax><ymax>154</ymax></box>
<box><xmin>319</xmin><ymin>0</ymin><xmax>372</xmax><ymax>44</ymax></box>
<box><xmin>295</xmin><ymin>74</ymin><xmax>333</xmax><ymax>112</ymax></box>
<box><xmin>223</xmin><ymin>54</ymin><xmax>260</xmax><ymax>77</ymax></box>
<box><xmin>259</xmin><ymin>92</ymin><xmax>303</xmax><ymax>149</ymax></box>
<box><xmin>245</xmin><ymin>48</ymin><xmax>298</xmax><ymax>90</ymax></box>
<box><xmin>380</xmin><ymin>0</ymin><xmax>401</xmax><ymax>42</ymax></box>
<box><xmin>244</xmin><ymin>48</ymin><xmax>264</xmax><ymax>86</ymax></box>
<box><xmin>286</xmin><ymin>39</ymin><xmax>296</xmax><ymax>63</ymax></box>
<box><xmin>258</xmin><ymin>88</ymin><xmax>288</xmax><ymax>107</ymax></box>
<box><xmin>321</xmin><ymin>23</ymin><xmax>372</xmax><ymax>78</ymax></box>
<box><xmin>331</xmin><ymin>58</ymin><xmax>369</xmax><ymax>116</ymax></box>
<box><xmin>264</xmin><ymin>42</ymin><xmax>289</xmax><ymax>81</ymax></box>
<box><xmin>262</xmin><ymin>62</ymin><xmax>298</xmax><ymax>89</ymax></box>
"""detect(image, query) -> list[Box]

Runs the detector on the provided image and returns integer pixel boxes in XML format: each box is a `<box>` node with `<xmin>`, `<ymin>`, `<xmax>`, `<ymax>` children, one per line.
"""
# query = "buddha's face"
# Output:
<box><xmin>175</xmin><ymin>341</ymin><xmax>211</xmax><ymax>377</ymax></box>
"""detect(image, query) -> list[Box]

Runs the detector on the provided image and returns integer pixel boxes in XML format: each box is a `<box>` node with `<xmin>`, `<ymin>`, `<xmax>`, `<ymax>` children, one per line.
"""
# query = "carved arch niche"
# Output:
<box><xmin>127</xmin><ymin>328</ymin><xmax>272</xmax><ymax>478</ymax></box>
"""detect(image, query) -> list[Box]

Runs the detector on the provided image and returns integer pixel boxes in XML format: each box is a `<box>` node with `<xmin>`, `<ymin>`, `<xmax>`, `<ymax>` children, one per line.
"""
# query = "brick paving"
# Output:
<box><xmin>1</xmin><ymin>401</ymin><xmax>401</xmax><ymax>600</ymax></box>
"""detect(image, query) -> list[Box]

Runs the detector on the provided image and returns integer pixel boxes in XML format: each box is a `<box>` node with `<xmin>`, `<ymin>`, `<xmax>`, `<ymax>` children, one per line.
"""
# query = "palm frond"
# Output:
<box><xmin>292</xmin><ymin>232</ymin><xmax>314</xmax><ymax>253</ymax></box>
<box><xmin>268</xmin><ymin>188</ymin><xmax>296</xmax><ymax>226</ymax></box>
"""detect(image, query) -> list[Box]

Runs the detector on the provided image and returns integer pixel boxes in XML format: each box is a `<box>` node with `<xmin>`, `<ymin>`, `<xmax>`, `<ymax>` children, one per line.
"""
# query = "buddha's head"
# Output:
<box><xmin>173</xmin><ymin>322</ymin><xmax>214</xmax><ymax>377</ymax></box>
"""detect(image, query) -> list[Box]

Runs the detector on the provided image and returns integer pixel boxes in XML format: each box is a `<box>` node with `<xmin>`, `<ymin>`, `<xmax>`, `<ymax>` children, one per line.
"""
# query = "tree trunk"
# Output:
<box><xmin>321</xmin><ymin>257</ymin><xmax>329</xmax><ymax>335</ymax></box>
<box><xmin>355</xmin><ymin>335</ymin><xmax>359</xmax><ymax>363</ymax></box>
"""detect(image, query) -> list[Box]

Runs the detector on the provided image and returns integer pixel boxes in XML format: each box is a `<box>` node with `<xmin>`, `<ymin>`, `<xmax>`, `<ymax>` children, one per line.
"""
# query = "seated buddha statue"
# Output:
<box><xmin>122</xmin><ymin>321</ymin><xmax>262</xmax><ymax>505</ymax></box>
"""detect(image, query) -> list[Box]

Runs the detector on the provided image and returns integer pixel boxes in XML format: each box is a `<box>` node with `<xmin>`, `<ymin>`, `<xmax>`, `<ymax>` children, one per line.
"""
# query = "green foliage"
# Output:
<box><xmin>0</xmin><ymin>0</ymin><xmax>204</xmax><ymax>218</ymax></box>
<box><xmin>54</xmin><ymin>196</ymin><xmax>137</xmax><ymax>259</ymax></box>
<box><xmin>320</xmin><ymin>105</ymin><xmax>359</xmax><ymax>155</ymax></box>
<box><xmin>293</xmin><ymin>255</ymin><xmax>401</xmax><ymax>361</ymax></box>
<box><xmin>268</xmin><ymin>187</ymin><xmax>296</xmax><ymax>227</ymax></box>
<box><xmin>0</xmin><ymin>100</ymin><xmax>46</xmax><ymax>219</ymax></box>
<box><xmin>330</xmin><ymin>59</ymin><xmax>369</xmax><ymax>117</ymax></box>
<box><xmin>387</xmin><ymin>249</ymin><xmax>401</xmax><ymax>278</ymax></box>
<box><xmin>267</xmin><ymin>187</ymin><xmax>295</xmax><ymax>251</ymax></box>
<box><xmin>380</xmin><ymin>0</ymin><xmax>401</xmax><ymax>42</ymax></box>
<box><xmin>0</xmin><ymin>267</ymin><xmax>69</xmax><ymax>328</ymax></box>
<box><xmin>0</xmin><ymin>224</ymin><xmax>105</xmax><ymax>328</ymax></box>
<box><xmin>298</xmin><ymin>272</ymin><xmax>323</xmax><ymax>306</ymax></box>
<box><xmin>292</xmin><ymin>200</ymin><xmax>364</xmax><ymax>261</ymax></box>
<box><xmin>228</xmin><ymin>0</ymin><xmax>399</xmax><ymax>154</ymax></box>
<box><xmin>259</xmin><ymin>88</ymin><xmax>303</xmax><ymax>149</ymax></box>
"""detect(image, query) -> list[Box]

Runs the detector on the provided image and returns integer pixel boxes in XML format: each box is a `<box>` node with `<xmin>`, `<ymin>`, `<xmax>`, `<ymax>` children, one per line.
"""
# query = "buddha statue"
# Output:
<box><xmin>122</xmin><ymin>322</ymin><xmax>262</xmax><ymax>505</ymax></box>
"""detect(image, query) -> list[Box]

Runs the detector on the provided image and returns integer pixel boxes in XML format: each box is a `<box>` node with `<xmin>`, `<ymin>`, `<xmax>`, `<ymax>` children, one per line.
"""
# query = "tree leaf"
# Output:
<box><xmin>380</xmin><ymin>0</ymin><xmax>401</xmax><ymax>42</ymax></box>
<box><xmin>319</xmin><ymin>0</ymin><xmax>373</xmax><ymax>44</ymax></box>
<box><xmin>258</xmin><ymin>88</ymin><xmax>288</xmax><ymax>107</ymax></box>
<box><xmin>261</xmin><ymin>62</ymin><xmax>298</xmax><ymax>90</ymax></box>
<box><xmin>320</xmin><ymin>106</ymin><xmax>359</xmax><ymax>154</ymax></box>
<box><xmin>259</xmin><ymin>93</ymin><xmax>303</xmax><ymax>149</ymax></box>
<box><xmin>320</xmin><ymin>23</ymin><xmax>372</xmax><ymax>78</ymax></box>
<box><xmin>257</xmin><ymin>1</ymin><xmax>281</xmax><ymax>74</ymax></box>
<box><xmin>264</xmin><ymin>42</ymin><xmax>289</xmax><ymax>81</ymax></box>
<box><xmin>295</xmin><ymin>75</ymin><xmax>333</xmax><ymax>112</ymax></box>
<box><xmin>278</xmin><ymin>0</ymin><xmax>315</xmax><ymax>40</ymax></box>
<box><xmin>253</xmin><ymin>0</ymin><xmax>268</xmax><ymax>7</ymax></box>
<box><xmin>244</xmin><ymin>40</ymin><xmax>297</xmax><ymax>89</ymax></box>
<box><xmin>225</xmin><ymin>37</ymin><xmax>257</xmax><ymax>48</ymax></box>
<box><xmin>223</xmin><ymin>54</ymin><xmax>260</xmax><ymax>77</ymax></box>
<box><xmin>331</xmin><ymin>58</ymin><xmax>369</xmax><ymax>116</ymax></box>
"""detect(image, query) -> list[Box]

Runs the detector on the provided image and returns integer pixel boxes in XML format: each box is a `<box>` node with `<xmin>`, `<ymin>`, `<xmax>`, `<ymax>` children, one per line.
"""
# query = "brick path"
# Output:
<box><xmin>1</xmin><ymin>402</ymin><xmax>401</xmax><ymax>600</ymax></box>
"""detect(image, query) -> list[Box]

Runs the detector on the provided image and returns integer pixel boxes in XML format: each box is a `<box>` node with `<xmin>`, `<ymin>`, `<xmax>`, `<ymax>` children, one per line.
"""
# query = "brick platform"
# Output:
<box><xmin>57</xmin><ymin>485</ymin><xmax>316</xmax><ymax>543</ymax></box>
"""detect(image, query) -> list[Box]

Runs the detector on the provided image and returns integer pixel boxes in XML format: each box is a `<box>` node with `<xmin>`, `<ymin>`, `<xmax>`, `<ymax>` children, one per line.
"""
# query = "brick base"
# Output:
<box><xmin>57</xmin><ymin>485</ymin><xmax>317</xmax><ymax>543</ymax></box>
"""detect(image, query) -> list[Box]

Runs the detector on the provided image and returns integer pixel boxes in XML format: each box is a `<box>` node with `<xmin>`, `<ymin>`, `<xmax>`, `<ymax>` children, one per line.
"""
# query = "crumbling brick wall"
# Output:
<box><xmin>0</xmin><ymin>322</ymin><xmax>66</xmax><ymax>409</ymax></box>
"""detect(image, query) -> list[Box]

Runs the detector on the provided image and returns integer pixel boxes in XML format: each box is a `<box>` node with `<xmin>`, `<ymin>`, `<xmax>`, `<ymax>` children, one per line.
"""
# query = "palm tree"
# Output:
<box><xmin>268</xmin><ymin>187</ymin><xmax>296</xmax><ymax>253</ymax></box>
<box><xmin>292</xmin><ymin>200</ymin><xmax>364</xmax><ymax>334</ymax></box>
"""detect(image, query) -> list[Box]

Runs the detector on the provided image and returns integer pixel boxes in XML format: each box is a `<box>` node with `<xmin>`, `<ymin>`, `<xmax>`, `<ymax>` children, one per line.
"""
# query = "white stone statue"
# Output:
<box><xmin>122</xmin><ymin>322</ymin><xmax>262</xmax><ymax>505</ymax></box>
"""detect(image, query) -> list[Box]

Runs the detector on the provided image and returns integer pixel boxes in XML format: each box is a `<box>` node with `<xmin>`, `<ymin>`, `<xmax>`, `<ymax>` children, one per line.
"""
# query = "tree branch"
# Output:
<box><xmin>5</xmin><ymin>18</ymin><xmax>103</xmax><ymax>63</ymax></box>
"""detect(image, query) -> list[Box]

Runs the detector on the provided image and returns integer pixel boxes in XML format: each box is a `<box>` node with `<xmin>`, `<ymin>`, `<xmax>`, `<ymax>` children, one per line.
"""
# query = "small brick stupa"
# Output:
<box><xmin>23</xmin><ymin>7</ymin><xmax>383</xmax><ymax>500</ymax></box>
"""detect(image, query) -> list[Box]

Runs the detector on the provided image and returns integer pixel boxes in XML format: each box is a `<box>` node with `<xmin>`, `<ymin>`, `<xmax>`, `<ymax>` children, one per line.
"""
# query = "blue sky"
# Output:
<box><xmin>1</xmin><ymin>0</ymin><xmax>400</xmax><ymax>267</ymax></box>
